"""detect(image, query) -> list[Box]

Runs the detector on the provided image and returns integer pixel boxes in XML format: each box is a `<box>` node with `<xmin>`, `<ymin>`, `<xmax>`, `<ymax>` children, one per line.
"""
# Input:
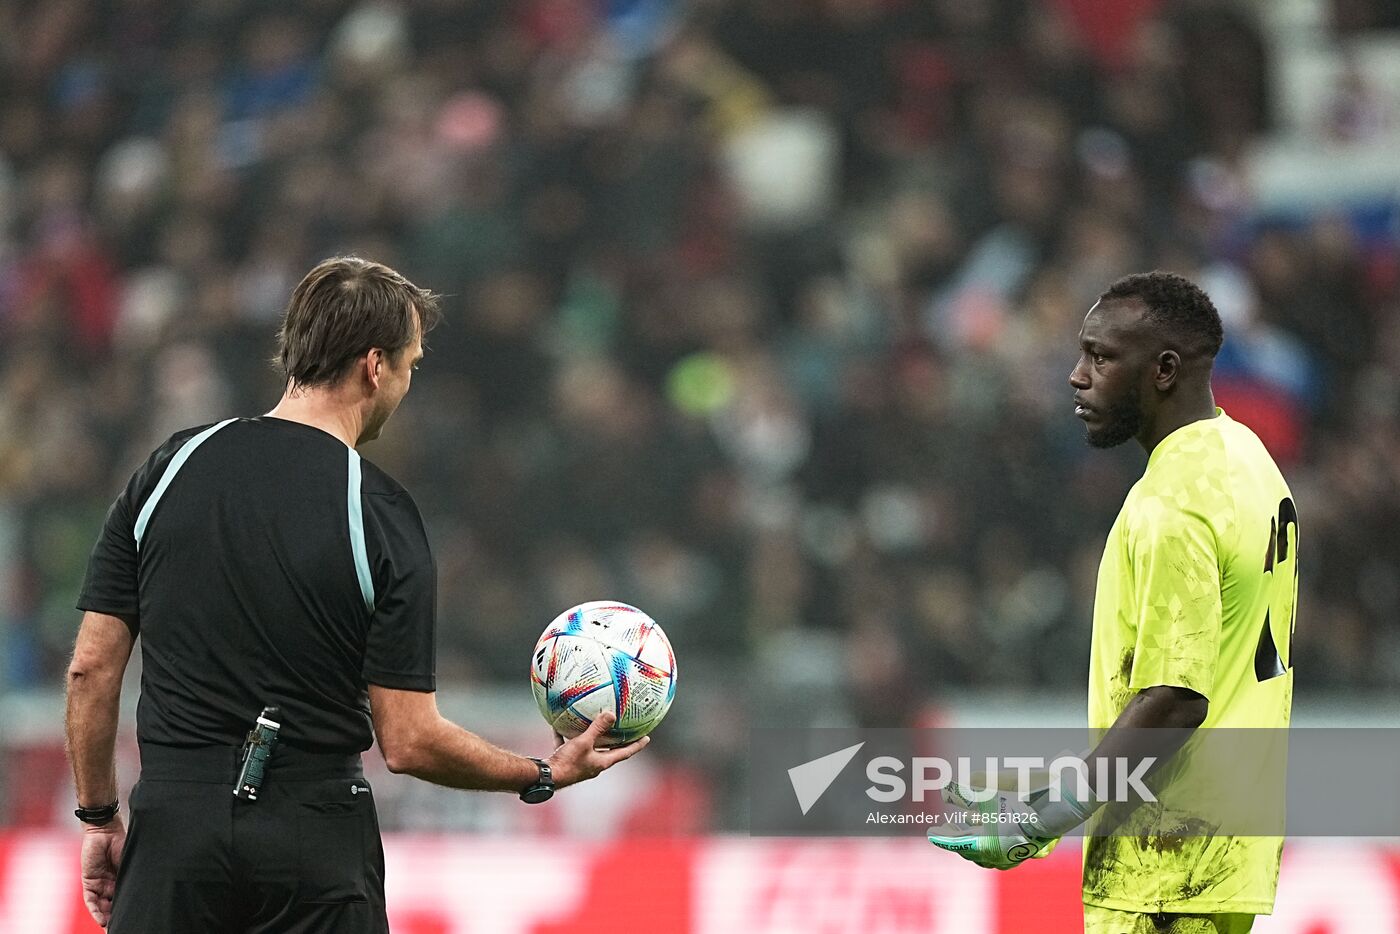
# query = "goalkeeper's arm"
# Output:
<box><xmin>929</xmin><ymin>684</ymin><xmax>1207</xmax><ymax>870</ymax></box>
<box><xmin>1035</xmin><ymin>684</ymin><xmax>1207</xmax><ymax>832</ymax></box>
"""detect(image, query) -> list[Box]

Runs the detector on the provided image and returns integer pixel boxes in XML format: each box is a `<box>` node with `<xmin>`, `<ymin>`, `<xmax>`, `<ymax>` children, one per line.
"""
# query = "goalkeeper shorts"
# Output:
<box><xmin>1083</xmin><ymin>904</ymin><xmax>1254</xmax><ymax>934</ymax></box>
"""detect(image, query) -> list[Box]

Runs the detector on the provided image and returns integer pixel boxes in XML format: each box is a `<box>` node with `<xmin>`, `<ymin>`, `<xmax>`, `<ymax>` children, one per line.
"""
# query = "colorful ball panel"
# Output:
<box><xmin>529</xmin><ymin>602</ymin><xmax>676</xmax><ymax>747</ymax></box>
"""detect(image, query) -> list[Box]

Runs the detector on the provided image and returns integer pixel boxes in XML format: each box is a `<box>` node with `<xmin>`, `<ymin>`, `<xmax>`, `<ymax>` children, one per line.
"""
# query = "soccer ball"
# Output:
<box><xmin>530</xmin><ymin>601</ymin><xmax>677</xmax><ymax>747</ymax></box>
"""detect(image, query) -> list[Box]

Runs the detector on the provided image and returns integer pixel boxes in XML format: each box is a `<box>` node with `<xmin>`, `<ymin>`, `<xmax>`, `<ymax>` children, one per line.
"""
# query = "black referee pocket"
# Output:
<box><xmin>295</xmin><ymin>787</ymin><xmax>373</xmax><ymax>904</ymax></box>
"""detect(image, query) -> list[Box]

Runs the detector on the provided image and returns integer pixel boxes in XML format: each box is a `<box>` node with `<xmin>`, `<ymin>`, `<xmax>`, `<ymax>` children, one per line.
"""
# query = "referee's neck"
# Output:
<box><xmin>266</xmin><ymin>388</ymin><xmax>365</xmax><ymax>449</ymax></box>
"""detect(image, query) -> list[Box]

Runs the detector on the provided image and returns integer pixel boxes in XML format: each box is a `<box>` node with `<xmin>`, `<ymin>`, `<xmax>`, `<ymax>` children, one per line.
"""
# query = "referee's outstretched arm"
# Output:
<box><xmin>370</xmin><ymin>684</ymin><xmax>647</xmax><ymax>790</ymax></box>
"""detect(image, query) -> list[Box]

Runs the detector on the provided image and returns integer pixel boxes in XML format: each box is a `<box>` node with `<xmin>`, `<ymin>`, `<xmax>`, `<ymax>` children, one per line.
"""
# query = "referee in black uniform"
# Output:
<box><xmin>65</xmin><ymin>256</ymin><xmax>646</xmax><ymax>932</ymax></box>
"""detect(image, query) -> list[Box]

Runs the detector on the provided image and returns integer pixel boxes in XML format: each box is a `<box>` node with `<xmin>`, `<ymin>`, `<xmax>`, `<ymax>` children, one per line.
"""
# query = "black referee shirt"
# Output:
<box><xmin>78</xmin><ymin>416</ymin><xmax>437</xmax><ymax>754</ymax></box>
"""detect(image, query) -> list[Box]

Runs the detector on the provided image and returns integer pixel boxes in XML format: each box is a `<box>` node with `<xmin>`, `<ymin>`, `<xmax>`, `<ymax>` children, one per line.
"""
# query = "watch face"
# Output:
<box><xmin>521</xmin><ymin>786</ymin><xmax>554</xmax><ymax>805</ymax></box>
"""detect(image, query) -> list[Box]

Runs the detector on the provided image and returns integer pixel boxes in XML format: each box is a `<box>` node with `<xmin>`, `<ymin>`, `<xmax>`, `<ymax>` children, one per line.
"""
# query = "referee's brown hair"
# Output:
<box><xmin>276</xmin><ymin>256</ymin><xmax>441</xmax><ymax>390</ymax></box>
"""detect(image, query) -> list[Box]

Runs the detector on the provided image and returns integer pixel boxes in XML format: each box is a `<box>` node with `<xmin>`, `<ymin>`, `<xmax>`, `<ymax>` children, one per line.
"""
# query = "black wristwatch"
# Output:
<box><xmin>75</xmin><ymin>802</ymin><xmax>120</xmax><ymax>826</ymax></box>
<box><xmin>520</xmin><ymin>758</ymin><xmax>554</xmax><ymax>804</ymax></box>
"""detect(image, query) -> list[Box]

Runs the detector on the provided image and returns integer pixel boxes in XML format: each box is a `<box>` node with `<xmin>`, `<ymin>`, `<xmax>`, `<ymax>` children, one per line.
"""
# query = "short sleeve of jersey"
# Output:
<box><xmin>361</xmin><ymin>490</ymin><xmax>437</xmax><ymax>691</ymax></box>
<box><xmin>76</xmin><ymin>488</ymin><xmax>141</xmax><ymax>631</ymax></box>
<box><xmin>1126</xmin><ymin>507</ymin><xmax>1224</xmax><ymax>701</ymax></box>
<box><xmin>76</xmin><ymin>428</ymin><xmax>202</xmax><ymax>635</ymax></box>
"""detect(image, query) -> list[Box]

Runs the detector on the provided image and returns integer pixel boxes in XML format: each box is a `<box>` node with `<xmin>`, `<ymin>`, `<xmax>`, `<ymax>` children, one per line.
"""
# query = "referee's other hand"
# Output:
<box><xmin>547</xmin><ymin>712</ymin><xmax>649</xmax><ymax>788</ymax></box>
<box><xmin>80</xmin><ymin>817</ymin><xmax>125</xmax><ymax>927</ymax></box>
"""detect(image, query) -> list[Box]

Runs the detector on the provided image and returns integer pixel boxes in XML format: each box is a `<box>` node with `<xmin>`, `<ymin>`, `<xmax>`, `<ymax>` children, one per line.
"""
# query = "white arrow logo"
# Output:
<box><xmin>787</xmin><ymin>742</ymin><xmax>865</xmax><ymax>815</ymax></box>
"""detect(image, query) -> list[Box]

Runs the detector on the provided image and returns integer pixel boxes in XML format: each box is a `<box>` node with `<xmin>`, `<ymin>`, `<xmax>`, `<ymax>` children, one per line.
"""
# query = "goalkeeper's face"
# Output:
<box><xmin>1070</xmin><ymin>300</ymin><xmax>1151</xmax><ymax>449</ymax></box>
<box><xmin>1081</xmin><ymin>381</ymin><xmax>1142</xmax><ymax>449</ymax></box>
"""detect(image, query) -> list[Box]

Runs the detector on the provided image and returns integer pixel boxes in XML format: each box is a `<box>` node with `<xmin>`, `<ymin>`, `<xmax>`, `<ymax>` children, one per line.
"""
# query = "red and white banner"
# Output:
<box><xmin>4</xmin><ymin>834</ymin><xmax>1400</xmax><ymax>933</ymax></box>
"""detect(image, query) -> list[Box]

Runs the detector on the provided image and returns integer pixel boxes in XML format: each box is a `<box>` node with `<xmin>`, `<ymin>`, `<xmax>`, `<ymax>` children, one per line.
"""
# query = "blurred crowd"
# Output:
<box><xmin>3</xmin><ymin>0</ymin><xmax>1400</xmax><ymax>731</ymax></box>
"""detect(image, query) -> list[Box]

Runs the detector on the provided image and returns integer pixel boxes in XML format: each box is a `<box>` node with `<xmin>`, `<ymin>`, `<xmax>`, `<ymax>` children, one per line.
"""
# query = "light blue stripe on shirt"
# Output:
<box><xmin>347</xmin><ymin>449</ymin><xmax>375</xmax><ymax>612</ymax></box>
<box><xmin>133</xmin><ymin>418</ymin><xmax>237</xmax><ymax>550</ymax></box>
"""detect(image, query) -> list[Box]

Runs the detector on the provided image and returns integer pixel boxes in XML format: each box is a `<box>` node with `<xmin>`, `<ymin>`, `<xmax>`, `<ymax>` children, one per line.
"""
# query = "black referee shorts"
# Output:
<box><xmin>108</xmin><ymin>743</ymin><xmax>389</xmax><ymax>934</ymax></box>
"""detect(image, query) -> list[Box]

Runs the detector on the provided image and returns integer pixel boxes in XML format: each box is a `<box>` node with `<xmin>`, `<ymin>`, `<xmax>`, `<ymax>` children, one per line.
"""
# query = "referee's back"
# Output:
<box><xmin>80</xmin><ymin>415</ymin><xmax>437</xmax><ymax>755</ymax></box>
<box><xmin>69</xmin><ymin>257</ymin><xmax>646</xmax><ymax>934</ymax></box>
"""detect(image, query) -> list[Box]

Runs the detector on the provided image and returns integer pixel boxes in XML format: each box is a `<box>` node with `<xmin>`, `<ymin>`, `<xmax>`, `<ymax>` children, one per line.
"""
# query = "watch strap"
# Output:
<box><xmin>519</xmin><ymin>757</ymin><xmax>554</xmax><ymax>803</ymax></box>
<box><xmin>75</xmin><ymin>802</ymin><xmax>120</xmax><ymax>826</ymax></box>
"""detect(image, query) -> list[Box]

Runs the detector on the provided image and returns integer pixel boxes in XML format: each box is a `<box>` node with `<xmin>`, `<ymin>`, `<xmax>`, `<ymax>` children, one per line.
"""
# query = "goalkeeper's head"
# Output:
<box><xmin>1070</xmin><ymin>271</ymin><xmax>1224</xmax><ymax>452</ymax></box>
<box><xmin>275</xmin><ymin>256</ymin><xmax>441</xmax><ymax>444</ymax></box>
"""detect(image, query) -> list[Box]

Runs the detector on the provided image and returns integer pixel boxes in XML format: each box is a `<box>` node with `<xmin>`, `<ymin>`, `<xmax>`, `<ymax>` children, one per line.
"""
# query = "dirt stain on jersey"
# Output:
<box><xmin>1108</xmin><ymin>649</ymin><xmax>1137</xmax><ymax>712</ymax></box>
<box><xmin>1135</xmin><ymin>817</ymin><xmax>1218</xmax><ymax>856</ymax></box>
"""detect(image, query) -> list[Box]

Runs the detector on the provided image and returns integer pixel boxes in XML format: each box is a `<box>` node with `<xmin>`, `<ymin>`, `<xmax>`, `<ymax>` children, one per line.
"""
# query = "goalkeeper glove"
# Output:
<box><xmin>927</xmin><ymin>780</ymin><xmax>1094</xmax><ymax>871</ymax></box>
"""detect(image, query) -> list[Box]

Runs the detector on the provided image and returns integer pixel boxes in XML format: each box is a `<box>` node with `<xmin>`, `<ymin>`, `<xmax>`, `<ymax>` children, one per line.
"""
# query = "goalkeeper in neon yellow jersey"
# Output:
<box><xmin>930</xmin><ymin>272</ymin><xmax>1297</xmax><ymax>934</ymax></box>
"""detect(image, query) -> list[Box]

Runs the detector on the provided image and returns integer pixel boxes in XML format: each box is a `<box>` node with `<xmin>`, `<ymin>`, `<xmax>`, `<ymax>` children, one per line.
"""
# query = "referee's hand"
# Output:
<box><xmin>80</xmin><ymin>817</ymin><xmax>126</xmax><ymax>927</ymax></box>
<box><xmin>547</xmin><ymin>712</ymin><xmax>649</xmax><ymax>788</ymax></box>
